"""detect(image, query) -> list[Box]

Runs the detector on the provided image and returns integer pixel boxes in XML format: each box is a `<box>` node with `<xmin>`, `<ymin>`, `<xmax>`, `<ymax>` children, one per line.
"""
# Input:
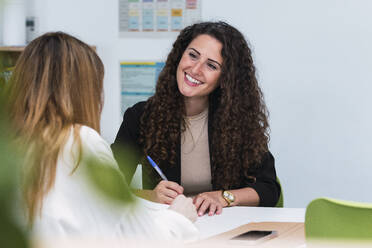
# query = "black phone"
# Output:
<box><xmin>229</xmin><ymin>230</ymin><xmax>278</xmax><ymax>245</ymax></box>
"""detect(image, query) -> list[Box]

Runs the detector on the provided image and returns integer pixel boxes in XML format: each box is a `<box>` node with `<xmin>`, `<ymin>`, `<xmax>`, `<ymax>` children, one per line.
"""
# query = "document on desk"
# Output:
<box><xmin>195</xmin><ymin>207</ymin><xmax>252</xmax><ymax>240</ymax></box>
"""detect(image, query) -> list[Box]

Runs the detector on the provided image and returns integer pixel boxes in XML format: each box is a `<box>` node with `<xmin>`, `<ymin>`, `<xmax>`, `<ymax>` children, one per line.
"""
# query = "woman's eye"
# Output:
<box><xmin>207</xmin><ymin>63</ymin><xmax>217</xmax><ymax>70</ymax></box>
<box><xmin>189</xmin><ymin>52</ymin><xmax>197</xmax><ymax>59</ymax></box>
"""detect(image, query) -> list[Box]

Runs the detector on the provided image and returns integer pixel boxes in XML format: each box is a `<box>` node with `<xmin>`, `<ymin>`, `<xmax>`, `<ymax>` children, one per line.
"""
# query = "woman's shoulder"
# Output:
<box><xmin>78</xmin><ymin>125</ymin><xmax>103</xmax><ymax>142</ymax></box>
<box><xmin>62</xmin><ymin>125</ymin><xmax>105</xmax><ymax>154</ymax></box>
<box><xmin>75</xmin><ymin>126</ymin><xmax>117</xmax><ymax>167</ymax></box>
<box><xmin>78</xmin><ymin>126</ymin><xmax>111</xmax><ymax>153</ymax></box>
<box><xmin>120</xmin><ymin>101</ymin><xmax>148</xmax><ymax>130</ymax></box>
<box><xmin>125</xmin><ymin>101</ymin><xmax>147</xmax><ymax>115</ymax></box>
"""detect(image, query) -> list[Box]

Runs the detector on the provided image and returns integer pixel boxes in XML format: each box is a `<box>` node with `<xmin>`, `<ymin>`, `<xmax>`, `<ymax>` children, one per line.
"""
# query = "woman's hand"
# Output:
<box><xmin>169</xmin><ymin>195</ymin><xmax>197</xmax><ymax>222</ymax></box>
<box><xmin>153</xmin><ymin>180</ymin><xmax>184</xmax><ymax>204</ymax></box>
<box><xmin>193</xmin><ymin>191</ymin><xmax>226</xmax><ymax>216</ymax></box>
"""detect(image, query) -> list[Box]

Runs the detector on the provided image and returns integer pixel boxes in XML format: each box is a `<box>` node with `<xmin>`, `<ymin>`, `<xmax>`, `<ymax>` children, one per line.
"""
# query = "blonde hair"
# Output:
<box><xmin>5</xmin><ymin>32</ymin><xmax>104</xmax><ymax>224</ymax></box>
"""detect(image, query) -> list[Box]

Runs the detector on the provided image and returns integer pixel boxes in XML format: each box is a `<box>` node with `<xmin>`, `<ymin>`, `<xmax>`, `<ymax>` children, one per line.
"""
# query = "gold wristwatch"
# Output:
<box><xmin>222</xmin><ymin>190</ymin><xmax>235</xmax><ymax>206</ymax></box>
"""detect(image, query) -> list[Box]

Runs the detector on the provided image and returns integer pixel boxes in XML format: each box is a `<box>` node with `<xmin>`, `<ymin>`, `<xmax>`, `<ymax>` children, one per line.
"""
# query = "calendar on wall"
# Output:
<box><xmin>119</xmin><ymin>0</ymin><xmax>201</xmax><ymax>37</ymax></box>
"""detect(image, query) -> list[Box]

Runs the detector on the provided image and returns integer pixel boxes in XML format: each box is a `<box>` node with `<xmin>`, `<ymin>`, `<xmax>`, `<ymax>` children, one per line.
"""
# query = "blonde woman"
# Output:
<box><xmin>5</xmin><ymin>32</ymin><xmax>197</xmax><ymax>241</ymax></box>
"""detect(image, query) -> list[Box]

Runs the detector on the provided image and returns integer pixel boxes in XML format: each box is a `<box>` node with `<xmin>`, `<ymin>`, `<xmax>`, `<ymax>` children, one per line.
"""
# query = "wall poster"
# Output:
<box><xmin>119</xmin><ymin>0</ymin><xmax>202</xmax><ymax>37</ymax></box>
<box><xmin>120</xmin><ymin>61</ymin><xmax>165</xmax><ymax>115</ymax></box>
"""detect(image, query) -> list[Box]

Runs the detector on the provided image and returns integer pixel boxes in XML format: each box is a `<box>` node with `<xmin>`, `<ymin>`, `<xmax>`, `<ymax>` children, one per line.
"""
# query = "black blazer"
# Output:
<box><xmin>112</xmin><ymin>101</ymin><xmax>280</xmax><ymax>207</ymax></box>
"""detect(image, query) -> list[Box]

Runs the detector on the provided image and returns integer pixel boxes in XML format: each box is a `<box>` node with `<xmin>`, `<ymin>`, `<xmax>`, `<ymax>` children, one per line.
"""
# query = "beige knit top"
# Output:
<box><xmin>181</xmin><ymin>108</ymin><xmax>212</xmax><ymax>196</ymax></box>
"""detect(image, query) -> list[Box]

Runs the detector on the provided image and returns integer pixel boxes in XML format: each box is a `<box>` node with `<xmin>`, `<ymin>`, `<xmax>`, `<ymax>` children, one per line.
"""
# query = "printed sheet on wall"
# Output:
<box><xmin>120</xmin><ymin>61</ymin><xmax>165</xmax><ymax>116</ymax></box>
<box><xmin>119</xmin><ymin>0</ymin><xmax>201</xmax><ymax>38</ymax></box>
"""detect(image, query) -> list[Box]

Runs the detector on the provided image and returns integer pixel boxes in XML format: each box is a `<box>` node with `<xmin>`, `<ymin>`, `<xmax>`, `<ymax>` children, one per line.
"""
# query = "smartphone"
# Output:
<box><xmin>229</xmin><ymin>230</ymin><xmax>278</xmax><ymax>245</ymax></box>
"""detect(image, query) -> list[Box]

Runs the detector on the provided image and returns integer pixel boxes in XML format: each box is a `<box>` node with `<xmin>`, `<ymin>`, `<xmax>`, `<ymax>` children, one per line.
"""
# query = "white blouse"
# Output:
<box><xmin>32</xmin><ymin>126</ymin><xmax>198</xmax><ymax>242</ymax></box>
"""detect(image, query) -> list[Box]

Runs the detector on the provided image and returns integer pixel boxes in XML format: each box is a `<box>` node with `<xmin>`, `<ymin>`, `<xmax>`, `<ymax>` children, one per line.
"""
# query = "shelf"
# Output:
<box><xmin>0</xmin><ymin>45</ymin><xmax>96</xmax><ymax>52</ymax></box>
<box><xmin>0</xmin><ymin>46</ymin><xmax>25</xmax><ymax>52</ymax></box>
<box><xmin>0</xmin><ymin>45</ymin><xmax>96</xmax><ymax>69</ymax></box>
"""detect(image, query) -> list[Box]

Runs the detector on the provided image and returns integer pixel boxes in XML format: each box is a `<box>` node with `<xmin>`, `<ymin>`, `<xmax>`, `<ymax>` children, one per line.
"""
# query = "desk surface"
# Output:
<box><xmin>195</xmin><ymin>207</ymin><xmax>305</xmax><ymax>239</ymax></box>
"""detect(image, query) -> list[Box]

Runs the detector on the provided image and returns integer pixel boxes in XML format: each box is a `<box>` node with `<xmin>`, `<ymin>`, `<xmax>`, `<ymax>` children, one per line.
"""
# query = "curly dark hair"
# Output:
<box><xmin>139</xmin><ymin>21</ymin><xmax>269</xmax><ymax>190</ymax></box>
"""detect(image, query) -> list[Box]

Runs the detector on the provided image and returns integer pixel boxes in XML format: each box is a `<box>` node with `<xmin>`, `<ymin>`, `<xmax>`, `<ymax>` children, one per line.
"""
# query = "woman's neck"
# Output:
<box><xmin>184</xmin><ymin>97</ymin><xmax>208</xmax><ymax>116</ymax></box>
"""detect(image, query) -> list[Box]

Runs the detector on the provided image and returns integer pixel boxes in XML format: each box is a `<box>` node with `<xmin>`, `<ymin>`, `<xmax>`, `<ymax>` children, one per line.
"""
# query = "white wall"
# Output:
<box><xmin>30</xmin><ymin>0</ymin><xmax>176</xmax><ymax>143</ymax></box>
<box><xmin>23</xmin><ymin>0</ymin><xmax>372</xmax><ymax>207</ymax></box>
<box><xmin>203</xmin><ymin>0</ymin><xmax>372</xmax><ymax>207</ymax></box>
<box><xmin>0</xmin><ymin>2</ymin><xmax>3</xmax><ymax>44</ymax></box>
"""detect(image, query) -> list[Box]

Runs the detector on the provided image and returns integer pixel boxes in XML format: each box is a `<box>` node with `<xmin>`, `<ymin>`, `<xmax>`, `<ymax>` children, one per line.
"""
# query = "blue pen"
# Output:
<box><xmin>146</xmin><ymin>155</ymin><xmax>168</xmax><ymax>181</ymax></box>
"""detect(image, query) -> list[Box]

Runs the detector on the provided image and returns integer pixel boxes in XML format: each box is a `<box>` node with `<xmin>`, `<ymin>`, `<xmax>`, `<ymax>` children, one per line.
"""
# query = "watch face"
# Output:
<box><xmin>224</xmin><ymin>191</ymin><xmax>234</xmax><ymax>202</ymax></box>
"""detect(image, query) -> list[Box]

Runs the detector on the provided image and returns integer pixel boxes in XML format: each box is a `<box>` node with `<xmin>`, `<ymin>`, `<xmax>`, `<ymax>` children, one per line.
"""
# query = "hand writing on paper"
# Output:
<box><xmin>153</xmin><ymin>180</ymin><xmax>184</xmax><ymax>204</ymax></box>
<box><xmin>193</xmin><ymin>191</ymin><xmax>226</xmax><ymax>216</ymax></box>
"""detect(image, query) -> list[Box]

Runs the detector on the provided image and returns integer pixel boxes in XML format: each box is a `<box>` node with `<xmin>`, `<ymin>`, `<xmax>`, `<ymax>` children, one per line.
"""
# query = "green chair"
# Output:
<box><xmin>305</xmin><ymin>197</ymin><xmax>372</xmax><ymax>241</ymax></box>
<box><xmin>275</xmin><ymin>177</ymin><xmax>284</xmax><ymax>208</ymax></box>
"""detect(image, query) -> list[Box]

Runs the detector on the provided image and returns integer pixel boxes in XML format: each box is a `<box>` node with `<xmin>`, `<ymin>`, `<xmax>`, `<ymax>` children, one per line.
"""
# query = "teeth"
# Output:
<box><xmin>186</xmin><ymin>74</ymin><xmax>202</xmax><ymax>85</ymax></box>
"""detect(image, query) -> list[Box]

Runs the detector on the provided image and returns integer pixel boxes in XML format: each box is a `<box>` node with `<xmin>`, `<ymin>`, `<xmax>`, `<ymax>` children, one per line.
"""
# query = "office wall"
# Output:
<box><xmin>202</xmin><ymin>0</ymin><xmax>372</xmax><ymax>207</ymax></box>
<box><xmin>0</xmin><ymin>3</ymin><xmax>3</xmax><ymax>44</ymax></box>
<box><xmin>23</xmin><ymin>0</ymin><xmax>372</xmax><ymax>207</ymax></box>
<box><xmin>29</xmin><ymin>0</ymin><xmax>176</xmax><ymax>141</ymax></box>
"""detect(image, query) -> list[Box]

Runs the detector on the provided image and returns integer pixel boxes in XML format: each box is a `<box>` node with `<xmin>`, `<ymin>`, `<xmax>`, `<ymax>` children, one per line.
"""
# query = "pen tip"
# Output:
<box><xmin>146</xmin><ymin>155</ymin><xmax>153</xmax><ymax>162</ymax></box>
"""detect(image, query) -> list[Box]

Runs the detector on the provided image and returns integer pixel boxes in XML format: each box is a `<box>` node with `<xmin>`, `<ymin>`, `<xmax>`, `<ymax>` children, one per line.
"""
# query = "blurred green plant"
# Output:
<box><xmin>0</xmin><ymin>1</ymin><xmax>25</xmax><ymax>241</ymax></box>
<box><xmin>0</xmin><ymin>93</ymin><xmax>29</xmax><ymax>247</ymax></box>
<box><xmin>85</xmin><ymin>154</ymin><xmax>135</xmax><ymax>205</ymax></box>
<box><xmin>0</xmin><ymin>56</ymin><xmax>16</xmax><ymax>91</ymax></box>
<box><xmin>0</xmin><ymin>7</ymin><xmax>29</xmax><ymax>242</ymax></box>
<box><xmin>0</xmin><ymin>61</ymin><xmax>5</xmax><ymax>93</ymax></box>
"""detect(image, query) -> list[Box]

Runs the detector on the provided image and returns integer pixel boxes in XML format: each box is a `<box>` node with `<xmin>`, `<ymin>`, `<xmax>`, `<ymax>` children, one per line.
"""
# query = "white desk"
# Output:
<box><xmin>195</xmin><ymin>207</ymin><xmax>305</xmax><ymax>239</ymax></box>
<box><xmin>35</xmin><ymin>204</ymin><xmax>306</xmax><ymax>248</ymax></box>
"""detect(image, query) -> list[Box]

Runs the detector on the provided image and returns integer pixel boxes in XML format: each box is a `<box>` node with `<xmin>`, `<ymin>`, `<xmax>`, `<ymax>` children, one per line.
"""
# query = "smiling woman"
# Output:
<box><xmin>112</xmin><ymin>21</ymin><xmax>280</xmax><ymax>217</ymax></box>
<box><xmin>176</xmin><ymin>34</ymin><xmax>223</xmax><ymax>115</ymax></box>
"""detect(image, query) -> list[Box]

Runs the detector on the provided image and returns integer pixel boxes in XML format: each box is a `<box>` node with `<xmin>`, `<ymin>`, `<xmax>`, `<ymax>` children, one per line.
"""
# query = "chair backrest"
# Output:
<box><xmin>275</xmin><ymin>177</ymin><xmax>283</xmax><ymax>208</ymax></box>
<box><xmin>305</xmin><ymin>197</ymin><xmax>372</xmax><ymax>241</ymax></box>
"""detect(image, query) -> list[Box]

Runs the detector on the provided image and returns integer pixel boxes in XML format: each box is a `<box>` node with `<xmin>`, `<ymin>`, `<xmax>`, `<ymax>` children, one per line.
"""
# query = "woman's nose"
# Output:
<box><xmin>191</xmin><ymin>61</ymin><xmax>202</xmax><ymax>75</ymax></box>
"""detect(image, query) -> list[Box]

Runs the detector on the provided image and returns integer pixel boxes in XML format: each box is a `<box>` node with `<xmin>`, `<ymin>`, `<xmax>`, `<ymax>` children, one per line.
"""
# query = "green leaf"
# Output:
<box><xmin>0</xmin><ymin>95</ymin><xmax>29</xmax><ymax>248</ymax></box>
<box><xmin>84</xmin><ymin>157</ymin><xmax>136</xmax><ymax>205</ymax></box>
<box><xmin>0</xmin><ymin>209</ymin><xmax>28</xmax><ymax>248</ymax></box>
